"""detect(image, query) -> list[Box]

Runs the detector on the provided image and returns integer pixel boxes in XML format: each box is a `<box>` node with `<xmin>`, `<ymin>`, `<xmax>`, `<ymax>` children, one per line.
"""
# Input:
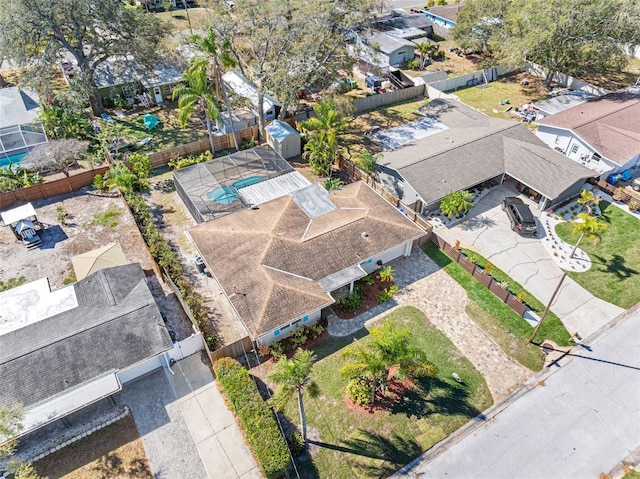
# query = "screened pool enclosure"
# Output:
<box><xmin>173</xmin><ymin>145</ymin><xmax>294</xmax><ymax>223</ymax></box>
<box><xmin>0</xmin><ymin>124</ymin><xmax>48</xmax><ymax>167</ymax></box>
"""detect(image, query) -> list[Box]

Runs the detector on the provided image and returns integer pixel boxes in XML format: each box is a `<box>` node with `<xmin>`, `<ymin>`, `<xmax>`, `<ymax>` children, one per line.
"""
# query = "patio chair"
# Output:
<box><xmin>143</xmin><ymin>114</ymin><xmax>159</xmax><ymax>130</ymax></box>
<box><xmin>101</xmin><ymin>112</ymin><xmax>116</xmax><ymax>124</ymax></box>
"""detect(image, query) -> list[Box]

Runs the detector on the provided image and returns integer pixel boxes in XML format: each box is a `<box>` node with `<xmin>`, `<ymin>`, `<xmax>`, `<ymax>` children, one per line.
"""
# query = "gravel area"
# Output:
<box><xmin>0</xmin><ymin>188</ymin><xmax>193</xmax><ymax>340</ymax></box>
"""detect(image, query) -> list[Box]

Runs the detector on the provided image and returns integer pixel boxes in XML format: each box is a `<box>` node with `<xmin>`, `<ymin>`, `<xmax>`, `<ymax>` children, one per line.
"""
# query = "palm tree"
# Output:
<box><xmin>268</xmin><ymin>349</ymin><xmax>318</xmax><ymax>443</ymax></box>
<box><xmin>341</xmin><ymin>321</ymin><xmax>437</xmax><ymax>405</ymax></box>
<box><xmin>569</xmin><ymin>212</ymin><xmax>607</xmax><ymax>258</ymax></box>
<box><xmin>355</xmin><ymin>149</ymin><xmax>382</xmax><ymax>175</ymax></box>
<box><xmin>102</xmin><ymin>163</ymin><xmax>136</xmax><ymax>194</ymax></box>
<box><xmin>300</xmin><ymin>99</ymin><xmax>349</xmax><ymax>176</ymax></box>
<box><xmin>302</xmin><ymin>130</ymin><xmax>335</xmax><ymax>176</ymax></box>
<box><xmin>415</xmin><ymin>42</ymin><xmax>438</xmax><ymax>69</ymax></box>
<box><xmin>378</xmin><ymin>265</ymin><xmax>394</xmax><ymax>283</ymax></box>
<box><xmin>440</xmin><ymin>190</ymin><xmax>475</xmax><ymax>218</ymax></box>
<box><xmin>577</xmin><ymin>189</ymin><xmax>602</xmax><ymax>216</ymax></box>
<box><xmin>190</xmin><ymin>28</ymin><xmax>240</xmax><ymax>149</ymax></box>
<box><xmin>173</xmin><ymin>57</ymin><xmax>221</xmax><ymax>153</ymax></box>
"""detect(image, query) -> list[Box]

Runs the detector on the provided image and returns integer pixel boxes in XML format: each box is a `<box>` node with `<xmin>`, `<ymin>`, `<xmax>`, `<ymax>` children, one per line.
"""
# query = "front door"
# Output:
<box><xmin>153</xmin><ymin>86</ymin><xmax>163</xmax><ymax>105</ymax></box>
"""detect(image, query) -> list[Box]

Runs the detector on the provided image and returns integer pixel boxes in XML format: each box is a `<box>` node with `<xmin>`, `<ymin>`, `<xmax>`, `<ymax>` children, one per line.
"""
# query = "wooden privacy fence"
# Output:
<box><xmin>353</xmin><ymin>84</ymin><xmax>425</xmax><ymax>113</ymax></box>
<box><xmin>431</xmin><ymin>234</ymin><xmax>527</xmax><ymax>316</ymax></box>
<box><xmin>210</xmin><ymin>336</ymin><xmax>256</xmax><ymax>362</ymax></box>
<box><xmin>0</xmin><ymin>166</ymin><xmax>110</xmax><ymax>210</ymax></box>
<box><xmin>337</xmin><ymin>156</ymin><xmax>433</xmax><ymax>235</ymax></box>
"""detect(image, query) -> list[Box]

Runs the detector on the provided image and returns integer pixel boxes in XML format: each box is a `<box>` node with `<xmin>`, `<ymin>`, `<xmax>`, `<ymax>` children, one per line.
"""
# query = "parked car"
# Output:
<box><xmin>501</xmin><ymin>197</ymin><xmax>538</xmax><ymax>235</ymax></box>
<box><xmin>632</xmin><ymin>178</ymin><xmax>640</xmax><ymax>192</ymax></box>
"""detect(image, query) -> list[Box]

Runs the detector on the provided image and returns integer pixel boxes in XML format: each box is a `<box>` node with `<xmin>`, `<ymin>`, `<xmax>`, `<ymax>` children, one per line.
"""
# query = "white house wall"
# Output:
<box><xmin>387</xmin><ymin>48</ymin><xmax>415</xmax><ymax>67</ymax></box>
<box><xmin>258</xmin><ymin>309</ymin><xmax>322</xmax><ymax>346</ymax></box>
<box><xmin>359</xmin><ymin>242</ymin><xmax>409</xmax><ymax>274</ymax></box>
<box><xmin>116</xmin><ymin>355</ymin><xmax>164</xmax><ymax>384</ymax></box>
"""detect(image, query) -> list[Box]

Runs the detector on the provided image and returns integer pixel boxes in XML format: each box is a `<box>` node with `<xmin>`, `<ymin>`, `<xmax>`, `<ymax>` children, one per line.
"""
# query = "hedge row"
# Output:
<box><xmin>123</xmin><ymin>192</ymin><xmax>220</xmax><ymax>349</ymax></box>
<box><xmin>213</xmin><ymin>358</ymin><xmax>290</xmax><ymax>479</ymax></box>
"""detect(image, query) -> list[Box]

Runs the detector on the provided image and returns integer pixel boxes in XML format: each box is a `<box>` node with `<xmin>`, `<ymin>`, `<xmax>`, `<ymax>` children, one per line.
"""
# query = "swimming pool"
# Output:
<box><xmin>232</xmin><ymin>176</ymin><xmax>266</xmax><ymax>189</ymax></box>
<box><xmin>0</xmin><ymin>152</ymin><xmax>28</xmax><ymax>168</ymax></box>
<box><xmin>207</xmin><ymin>185</ymin><xmax>240</xmax><ymax>205</ymax></box>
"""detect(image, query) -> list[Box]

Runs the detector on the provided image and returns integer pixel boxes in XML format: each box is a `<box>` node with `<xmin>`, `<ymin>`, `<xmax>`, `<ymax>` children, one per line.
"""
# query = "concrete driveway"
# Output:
<box><xmin>437</xmin><ymin>183</ymin><xmax>624</xmax><ymax>337</ymax></box>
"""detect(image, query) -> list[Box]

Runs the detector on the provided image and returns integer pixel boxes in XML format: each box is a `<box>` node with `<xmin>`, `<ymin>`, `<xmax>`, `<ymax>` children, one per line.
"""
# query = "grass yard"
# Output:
<box><xmin>33</xmin><ymin>415</ymin><xmax>152</xmax><ymax>479</ymax></box>
<box><xmin>281</xmin><ymin>306</ymin><xmax>493</xmax><ymax>479</ymax></box>
<box><xmin>155</xmin><ymin>7</ymin><xmax>216</xmax><ymax>31</ymax></box>
<box><xmin>555</xmin><ymin>201</ymin><xmax>640</xmax><ymax>309</ymax></box>
<box><xmin>106</xmin><ymin>102</ymin><xmax>209</xmax><ymax>155</ymax></box>
<box><xmin>424</xmin><ymin>243</ymin><xmax>570</xmax><ymax>371</ymax></box>
<box><xmin>453</xmin><ymin>73</ymin><xmax>548</xmax><ymax>121</ymax></box>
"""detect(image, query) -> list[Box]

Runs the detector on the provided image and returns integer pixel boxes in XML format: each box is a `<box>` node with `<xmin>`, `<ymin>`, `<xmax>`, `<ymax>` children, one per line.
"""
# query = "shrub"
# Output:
<box><xmin>379</xmin><ymin>265</ymin><xmax>395</xmax><ymax>282</ymax></box>
<box><xmin>346</xmin><ymin>378</ymin><xmax>371</xmax><ymax>406</ymax></box>
<box><xmin>309</xmin><ymin>321</ymin><xmax>324</xmax><ymax>339</ymax></box>
<box><xmin>213</xmin><ymin>358</ymin><xmax>291</xmax><ymax>479</ymax></box>
<box><xmin>270</xmin><ymin>341</ymin><xmax>287</xmax><ymax>359</ymax></box>
<box><xmin>363</xmin><ymin>275</ymin><xmax>375</xmax><ymax>286</ymax></box>
<box><xmin>93</xmin><ymin>173</ymin><xmax>105</xmax><ymax>191</ymax></box>
<box><xmin>339</xmin><ymin>289</ymin><xmax>364</xmax><ymax>313</ymax></box>
<box><xmin>516</xmin><ymin>291</ymin><xmax>527</xmax><ymax>304</ymax></box>
<box><xmin>289</xmin><ymin>326</ymin><xmax>308</xmax><ymax>347</ymax></box>
<box><xmin>168</xmin><ymin>150</ymin><xmax>213</xmax><ymax>170</ymax></box>
<box><xmin>322</xmin><ymin>178</ymin><xmax>342</xmax><ymax>191</ymax></box>
<box><xmin>376</xmin><ymin>284</ymin><xmax>399</xmax><ymax>304</ymax></box>
<box><xmin>499</xmin><ymin>280</ymin><xmax>509</xmax><ymax>290</ymax></box>
<box><xmin>484</xmin><ymin>262</ymin><xmax>494</xmax><ymax>275</ymax></box>
<box><xmin>406</xmin><ymin>58</ymin><xmax>421</xmax><ymax>70</ymax></box>
<box><xmin>286</xmin><ymin>430</ymin><xmax>306</xmax><ymax>457</ymax></box>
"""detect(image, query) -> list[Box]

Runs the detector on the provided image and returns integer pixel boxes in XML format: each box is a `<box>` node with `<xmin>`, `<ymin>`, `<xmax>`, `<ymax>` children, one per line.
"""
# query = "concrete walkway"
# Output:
<box><xmin>166</xmin><ymin>353</ymin><xmax>261</xmax><ymax>479</ymax></box>
<box><xmin>437</xmin><ymin>185</ymin><xmax>624</xmax><ymax>338</ymax></box>
<box><xmin>329</xmin><ymin>248</ymin><xmax>533</xmax><ymax>402</ymax></box>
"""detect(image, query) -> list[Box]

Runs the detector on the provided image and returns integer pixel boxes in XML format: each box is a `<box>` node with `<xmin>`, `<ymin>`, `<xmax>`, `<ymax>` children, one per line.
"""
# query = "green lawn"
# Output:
<box><xmin>424</xmin><ymin>243</ymin><xmax>570</xmax><ymax>370</ymax></box>
<box><xmin>106</xmin><ymin>103</ymin><xmax>209</xmax><ymax>156</ymax></box>
<box><xmin>453</xmin><ymin>76</ymin><xmax>547</xmax><ymax>121</ymax></box>
<box><xmin>555</xmin><ymin>201</ymin><xmax>640</xmax><ymax>309</ymax></box>
<box><xmin>283</xmin><ymin>306</ymin><xmax>493</xmax><ymax>479</ymax></box>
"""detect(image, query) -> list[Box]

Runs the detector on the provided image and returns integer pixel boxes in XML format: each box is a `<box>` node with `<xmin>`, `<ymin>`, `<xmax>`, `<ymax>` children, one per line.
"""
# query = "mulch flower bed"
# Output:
<box><xmin>344</xmin><ymin>367</ymin><xmax>415</xmax><ymax>415</ymax></box>
<box><xmin>333</xmin><ymin>277</ymin><xmax>396</xmax><ymax>320</ymax></box>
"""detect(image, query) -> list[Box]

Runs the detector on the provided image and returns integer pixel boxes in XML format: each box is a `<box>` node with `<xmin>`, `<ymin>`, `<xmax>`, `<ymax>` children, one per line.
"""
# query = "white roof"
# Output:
<box><xmin>265</xmin><ymin>120</ymin><xmax>299</xmax><ymax>141</ymax></box>
<box><xmin>21</xmin><ymin>372</ymin><xmax>121</xmax><ymax>436</ymax></box>
<box><xmin>222</xmin><ymin>71</ymin><xmax>282</xmax><ymax>113</ymax></box>
<box><xmin>237</xmin><ymin>171</ymin><xmax>310</xmax><ymax>206</ymax></box>
<box><xmin>1</xmin><ymin>202</ymin><xmax>37</xmax><ymax>225</ymax></box>
<box><xmin>0</xmin><ymin>278</ymin><xmax>78</xmax><ymax>336</ymax></box>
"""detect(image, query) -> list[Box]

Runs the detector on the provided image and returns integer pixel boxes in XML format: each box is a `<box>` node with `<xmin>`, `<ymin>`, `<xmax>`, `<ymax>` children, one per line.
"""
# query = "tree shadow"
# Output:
<box><xmin>460</xmin><ymin>214</ymin><xmax>497</xmax><ymax>231</ymax></box>
<box><xmin>390</xmin><ymin>377</ymin><xmax>481</xmax><ymax>420</ymax></box>
<box><xmin>40</xmin><ymin>224</ymin><xmax>69</xmax><ymax>249</ymax></box>
<box><xmin>593</xmin><ymin>253</ymin><xmax>639</xmax><ymax>280</ymax></box>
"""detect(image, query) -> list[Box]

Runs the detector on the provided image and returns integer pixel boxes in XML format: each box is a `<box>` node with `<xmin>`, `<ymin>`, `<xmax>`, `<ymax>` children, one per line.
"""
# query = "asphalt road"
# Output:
<box><xmin>388</xmin><ymin>0</ymin><xmax>425</xmax><ymax>10</ymax></box>
<box><xmin>394</xmin><ymin>306</ymin><xmax>640</xmax><ymax>479</ymax></box>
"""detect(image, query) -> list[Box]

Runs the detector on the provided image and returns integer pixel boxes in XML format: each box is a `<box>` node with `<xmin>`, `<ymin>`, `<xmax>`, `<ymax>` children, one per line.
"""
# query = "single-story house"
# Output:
<box><xmin>265</xmin><ymin>120</ymin><xmax>301</xmax><ymax>159</ymax></box>
<box><xmin>222</xmin><ymin>71</ymin><xmax>282</xmax><ymax>121</ymax></box>
<box><xmin>185</xmin><ymin>182</ymin><xmax>425</xmax><ymax>345</ymax></box>
<box><xmin>93</xmin><ymin>56</ymin><xmax>183</xmax><ymax>107</ymax></box>
<box><xmin>535</xmin><ymin>92</ymin><xmax>640</xmax><ymax>176</ymax></box>
<box><xmin>365</xmin><ymin>32</ymin><xmax>416</xmax><ymax>68</ymax></box>
<box><xmin>373</xmin><ymin>10</ymin><xmax>434</xmax><ymax>36</ymax></box>
<box><xmin>0</xmin><ymin>87</ymin><xmax>48</xmax><ymax>166</ymax></box>
<box><xmin>0</xmin><ymin>263</ymin><xmax>173</xmax><ymax>437</ymax></box>
<box><xmin>377</xmin><ymin>99</ymin><xmax>596</xmax><ymax>212</ymax></box>
<box><xmin>422</xmin><ymin>4</ymin><xmax>462</xmax><ymax>28</ymax></box>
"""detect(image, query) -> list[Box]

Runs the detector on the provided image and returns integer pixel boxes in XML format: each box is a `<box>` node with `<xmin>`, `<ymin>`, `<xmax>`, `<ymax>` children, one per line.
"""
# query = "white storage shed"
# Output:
<box><xmin>265</xmin><ymin>120</ymin><xmax>301</xmax><ymax>159</ymax></box>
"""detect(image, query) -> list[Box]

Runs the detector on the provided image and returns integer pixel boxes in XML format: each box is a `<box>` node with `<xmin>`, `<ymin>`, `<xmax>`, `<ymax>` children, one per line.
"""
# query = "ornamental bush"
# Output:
<box><xmin>213</xmin><ymin>358</ymin><xmax>291</xmax><ymax>479</ymax></box>
<box><xmin>346</xmin><ymin>378</ymin><xmax>371</xmax><ymax>406</ymax></box>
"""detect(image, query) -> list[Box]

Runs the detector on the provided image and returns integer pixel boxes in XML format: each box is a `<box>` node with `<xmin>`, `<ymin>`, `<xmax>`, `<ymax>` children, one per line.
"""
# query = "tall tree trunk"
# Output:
<box><xmin>297</xmin><ymin>388</ymin><xmax>307</xmax><ymax>443</ymax></box>
<box><xmin>544</xmin><ymin>71</ymin><xmax>555</xmax><ymax>89</ymax></box>
<box><xmin>88</xmin><ymin>89</ymin><xmax>105</xmax><ymax>116</ymax></box>
<box><xmin>205</xmin><ymin>110</ymin><xmax>215</xmax><ymax>153</ymax></box>
<box><xmin>0</xmin><ymin>72</ymin><xmax>7</xmax><ymax>88</ymax></box>
<box><xmin>256</xmin><ymin>83</ymin><xmax>266</xmax><ymax>141</ymax></box>
<box><xmin>569</xmin><ymin>233</ymin><xmax>585</xmax><ymax>259</ymax></box>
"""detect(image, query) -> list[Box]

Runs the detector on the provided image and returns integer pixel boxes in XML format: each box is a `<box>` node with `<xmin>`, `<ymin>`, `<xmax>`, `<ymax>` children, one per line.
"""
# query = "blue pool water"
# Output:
<box><xmin>0</xmin><ymin>152</ymin><xmax>28</xmax><ymax>168</ymax></box>
<box><xmin>232</xmin><ymin>176</ymin><xmax>266</xmax><ymax>189</ymax></box>
<box><xmin>207</xmin><ymin>185</ymin><xmax>240</xmax><ymax>204</ymax></box>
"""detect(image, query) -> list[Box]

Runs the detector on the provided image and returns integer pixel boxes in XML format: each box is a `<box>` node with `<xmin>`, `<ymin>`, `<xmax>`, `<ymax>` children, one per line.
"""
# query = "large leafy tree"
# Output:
<box><xmin>268</xmin><ymin>349</ymin><xmax>319</xmax><ymax>443</ymax></box>
<box><xmin>209</xmin><ymin>0</ymin><xmax>378</xmax><ymax>137</ymax></box>
<box><xmin>453</xmin><ymin>0</ymin><xmax>640</xmax><ymax>88</ymax></box>
<box><xmin>341</xmin><ymin>321</ymin><xmax>437</xmax><ymax>405</ymax></box>
<box><xmin>173</xmin><ymin>57</ymin><xmax>221</xmax><ymax>153</ymax></box>
<box><xmin>0</xmin><ymin>0</ymin><xmax>165</xmax><ymax>115</ymax></box>
<box><xmin>1</xmin><ymin>405</ymin><xmax>42</xmax><ymax>479</ymax></box>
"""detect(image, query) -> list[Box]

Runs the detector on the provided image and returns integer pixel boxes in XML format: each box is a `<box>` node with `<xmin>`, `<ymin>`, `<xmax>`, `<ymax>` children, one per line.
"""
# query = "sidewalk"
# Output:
<box><xmin>166</xmin><ymin>353</ymin><xmax>261</xmax><ymax>479</ymax></box>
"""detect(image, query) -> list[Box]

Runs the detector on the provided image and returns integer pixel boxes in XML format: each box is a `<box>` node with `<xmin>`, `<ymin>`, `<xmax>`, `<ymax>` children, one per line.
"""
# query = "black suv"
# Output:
<box><xmin>501</xmin><ymin>197</ymin><xmax>538</xmax><ymax>235</ymax></box>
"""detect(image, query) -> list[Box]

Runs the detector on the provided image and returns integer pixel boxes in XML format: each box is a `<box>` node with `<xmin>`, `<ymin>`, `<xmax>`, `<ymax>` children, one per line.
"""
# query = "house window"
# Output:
<box><xmin>292</xmin><ymin>319</ymin><xmax>302</xmax><ymax>326</ymax></box>
<box><xmin>570</xmin><ymin>144</ymin><xmax>579</xmax><ymax>155</ymax></box>
<box><xmin>397</xmin><ymin>51</ymin><xmax>406</xmax><ymax>56</ymax></box>
<box><xmin>281</xmin><ymin>324</ymin><xmax>291</xmax><ymax>331</ymax></box>
<box><xmin>302</xmin><ymin>315</ymin><xmax>309</xmax><ymax>322</ymax></box>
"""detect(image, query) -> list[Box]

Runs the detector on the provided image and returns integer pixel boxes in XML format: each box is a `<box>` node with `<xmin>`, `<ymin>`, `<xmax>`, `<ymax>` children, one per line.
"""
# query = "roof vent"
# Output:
<box><xmin>361</xmin><ymin>231</ymin><xmax>369</xmax><ymax>238</ymax></box>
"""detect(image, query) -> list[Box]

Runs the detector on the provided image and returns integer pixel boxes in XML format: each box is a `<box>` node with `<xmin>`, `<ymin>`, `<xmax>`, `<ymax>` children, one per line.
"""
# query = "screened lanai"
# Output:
<box><xmin>174</xmin><ymin>145</ymin><xmax>294</xmax><ymax>223</ymax></box>
<box><xmin>0</xmin><ymin>124</ymin><xmax>48</xmax><ymax>167</ymax></box>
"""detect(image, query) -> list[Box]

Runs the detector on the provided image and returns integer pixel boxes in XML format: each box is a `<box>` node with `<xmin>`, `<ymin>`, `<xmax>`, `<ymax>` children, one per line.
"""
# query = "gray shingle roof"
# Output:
<box><xmin>0</xmin><ymin>87</ymin><xmax>40</xmax><ymax>129</ymax></box>
<box><xmin>0</xmin><ymin>264</ymin><xmax>172</xmax><ymax>409</ymax></box>
<box><xmin>366</xmin><ymin>32</ymin><xmax>416</xmax><ymax>55</ymax></box>
<box><xmin>382</xmin><ymin>99</ymin><xmax>595</xmax><ymax>205</ymax></box>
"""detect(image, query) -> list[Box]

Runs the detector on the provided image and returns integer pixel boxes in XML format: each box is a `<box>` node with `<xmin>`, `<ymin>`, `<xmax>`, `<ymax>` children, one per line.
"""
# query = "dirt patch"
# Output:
<box><xmin>33</xmin><ymin>415</ymin><xmax>152</xmax><ymax>479</ymax></box>
<box><xmin>0</xmin><ymin>188</ymin><xmax>192</xmax><ymax>339</ymax></box>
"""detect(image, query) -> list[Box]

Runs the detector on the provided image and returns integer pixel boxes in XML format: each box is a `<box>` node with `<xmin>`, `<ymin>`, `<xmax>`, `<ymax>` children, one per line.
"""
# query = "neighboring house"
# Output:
<box><xmin>93</xmin><ymin>56</ymin><xmax>183</xmax><ymax>107</ymax></box>
<box><xmin>185</xmin><ymin>182</ymin><xmax>424</xmax><ymax>345</ymax></box>
<box><xmin>222</xmin><ymin>71</ymin><xmax>282</xmax><ymax>121</ymax></box>
<box><xmin>377</xmin><ymin>99</ymin><xmax>596</xmax><ymax>212</ymax></box>
<box><xmin>535</xmin><ymin>92</ymin><xmax>640</xmax><ymax>176</ymax></box>
<box><xmin>216</xmin><ymin>107</ymin><xmax>257</xmax><ymax>135</ymax></box>
<box><xmin>0</xmin><ymin>263</ymin><xmax>173</xmax><ymax>437</ymax></box>
<box><xmin>373</xmin><ymin>9</ymin><xmax>434</xmax><ymax>40</ymax></box>
<box><xmin>365</xmin><ymin>32</ymin><xmax>416</xmax><ymax>68</ymax></box>
<box><xmin>532</xmin><ymin>90</ymin><xmax>596</xmax><ymax>119</ymax></box>
<box><xmin>421</xmin><ymin>4</ymin><xmax>463</xmax><ymax>28</ymax></box>
<box><xmin>0</xmin><ymin>87</ymin><xmax>48</xmax><ymax>166</ymax></box>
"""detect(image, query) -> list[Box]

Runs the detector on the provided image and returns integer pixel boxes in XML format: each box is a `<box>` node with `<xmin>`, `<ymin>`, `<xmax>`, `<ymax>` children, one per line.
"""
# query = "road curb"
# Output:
<box><xmin>392</xmin><ymin>302</ymin><xmax>640</xmax><ymax>478</ymax></box>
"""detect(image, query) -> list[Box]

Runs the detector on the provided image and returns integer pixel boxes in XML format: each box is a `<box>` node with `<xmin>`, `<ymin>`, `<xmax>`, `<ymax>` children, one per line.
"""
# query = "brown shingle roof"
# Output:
<box><xmin>186</xmin><ymin>182</ymin><xmax>424</xmax><ymax>338</ymax></box>
<box><xmin>536</xmin><ymin>92</ymin><xmax>640</xmax><ymax>165</ymax></box>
